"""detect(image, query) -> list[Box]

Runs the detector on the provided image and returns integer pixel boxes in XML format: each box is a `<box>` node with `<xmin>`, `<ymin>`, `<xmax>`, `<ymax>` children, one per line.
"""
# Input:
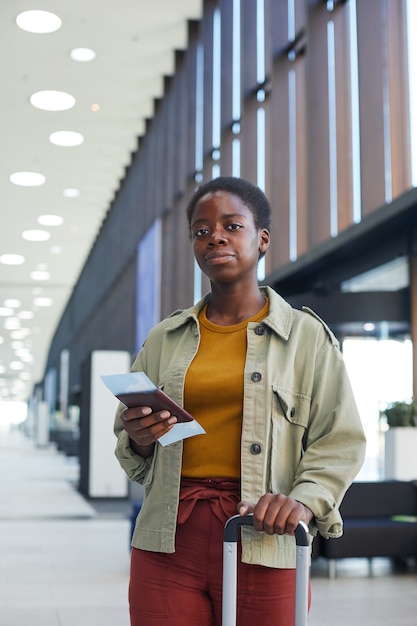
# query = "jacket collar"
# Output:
<box><xmin>164</xmin><ymin>285</ymin><xmax>293</xmax><ymax>340</ymax></box>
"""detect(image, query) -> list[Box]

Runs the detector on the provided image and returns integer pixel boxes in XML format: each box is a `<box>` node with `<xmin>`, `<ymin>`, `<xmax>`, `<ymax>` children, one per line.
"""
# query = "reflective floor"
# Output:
<box><xmin>1</xmin><ymin>428</ymin><xmax>416</xmax><ymax>626</ymax></box>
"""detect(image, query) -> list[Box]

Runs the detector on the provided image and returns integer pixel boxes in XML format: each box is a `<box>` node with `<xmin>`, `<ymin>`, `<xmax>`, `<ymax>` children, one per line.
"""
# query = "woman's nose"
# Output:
<box><xmin>209</xmin><ymin>228</ymin><xmax>227</xmax><ymax>245</ymax></box>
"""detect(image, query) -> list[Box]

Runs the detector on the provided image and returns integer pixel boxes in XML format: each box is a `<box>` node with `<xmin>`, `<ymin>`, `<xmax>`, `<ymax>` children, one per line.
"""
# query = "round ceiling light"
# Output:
<box><xmin>38</xmin><ymin>214</ymin><xmax>64</xmax><ymax>226</ymax></box>
<box><xmin>30</xmin><ymin>90</ymin><xmax>75</xmax><ymax>111</ymax></box>
<box><xmin>49</xmin><ymin>130</ymin><xmax>84</xmax><ymax>147</ymax></box>
<box><xmin>33</xmin><ymin>297</ymin><xmax>53</xmax><ymax>307</ymax></box>
<box><xmin>16</xmin><ymin>10</ymin><xmax>62</xmax><ymax>34</ymax></box>
<box><xmin>31</xmin><ymin>270</ymin><xmax>50</xmax><ymax>281</ymax></box>
<box><xmin>4</xmin><ymin>299</ymin><xmax>21</xmax><ymax>308</ymax></box>
<box><xmin>10</xmin><ymin>171</ymin><xmax>45</xmax><ymax>187</ymax></box>
<box><xmin>0</xmin><ymin>254</ymin><xmax>25</xmax><ymax>265</ymax></box>
<box><xmin>63</xmin><ymin>188</ymin><xmax>80</xmax><ymax>198</ymax></box>
<box><xmin>22</xmin><ymin>230</ymin><xmax>51</xmax><ymax>242</ymax></box>
<box><xmin>70</xmin><ymin>47</ymin><xmax>96</xmax><ymax>62</ymax></box>
<box><xmin>18</xmin><ymin>311</ymin><xmax>34</xmax><ymax>320</ymax></box>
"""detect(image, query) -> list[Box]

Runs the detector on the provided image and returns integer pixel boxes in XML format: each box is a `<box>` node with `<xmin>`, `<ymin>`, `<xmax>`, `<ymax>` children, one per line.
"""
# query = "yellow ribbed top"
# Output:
<box><xmin>181</xmin><ymin>298</ymin><xmax>269</xmax><ymax>479</ymax></box>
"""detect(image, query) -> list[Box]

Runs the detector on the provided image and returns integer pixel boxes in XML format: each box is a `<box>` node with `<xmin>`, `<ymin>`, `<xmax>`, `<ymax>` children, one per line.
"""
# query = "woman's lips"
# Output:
<box><xmin>204</xmin><ymin>252</ymin><xmax>235</xmax><ymax>265</ymax></box>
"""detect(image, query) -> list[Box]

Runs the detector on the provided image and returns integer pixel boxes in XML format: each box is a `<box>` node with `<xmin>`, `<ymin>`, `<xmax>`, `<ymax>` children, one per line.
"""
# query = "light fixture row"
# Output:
<box><xmin>1</xmin><ymin>9</ymin><xmax>98</xmax><ymax>400</ymax></box>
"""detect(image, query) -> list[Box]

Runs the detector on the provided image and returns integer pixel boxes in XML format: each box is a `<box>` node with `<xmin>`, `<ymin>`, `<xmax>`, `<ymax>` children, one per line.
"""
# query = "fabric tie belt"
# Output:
<box><xmin>177</xmin><ymin>477</ymin><xmax>241</xmax><ymax>525</ymax></box>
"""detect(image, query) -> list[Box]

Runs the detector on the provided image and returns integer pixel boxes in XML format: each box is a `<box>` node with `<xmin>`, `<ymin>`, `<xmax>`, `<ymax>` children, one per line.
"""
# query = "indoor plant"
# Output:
<box><xmin>381</xmin><ymin>400</ymin><xmax>417</xmax><ymax>480</ymax></box>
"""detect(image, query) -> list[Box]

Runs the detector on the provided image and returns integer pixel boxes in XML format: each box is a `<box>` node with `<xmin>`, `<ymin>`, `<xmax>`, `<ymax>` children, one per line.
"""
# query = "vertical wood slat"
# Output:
<box><xmin>333</xmin><ymin>2</ymin><xmax>353</xmax><ymax>233</ymax></box>
<box><xmin>172</xmin><ymin>50</ymin><xmax>195</xmax><ymax>311</ymax></box>
<box><xmin>202</xmin><ymin>0</ymin><xmax>215</xmax><ymax>181</ymax></box>
<box><xmin>356</xmin><ymin>0</ymin><xmax>386</xmax><ymax>216</ymax></box>
<box><xmin>159</xmin><ymin>76</ymin><xmax>177</xmax><ymax>317</ymax></box>
<box><xmin>186</xmin><ymin>21</ymin><xmax>200</xmax><ymax>180</ymax></box>
<box><xmin>386</xmin><ymin>0</ymin><xmax>411</xmax><ymax>196</ymax></box>
<box><xmin>152</xmin><ymin>98</ymin><xmax>166</xmax><ymax>217</ymax></box>
<box><xmin>184</xmin><ymin>23</ymin><xmax>203</xmax><ymax>306</ymax></box>
<box><xmin>294</xmin><ymin>50</ymin><xmax>308</xmax><ymax>261</ymax></box>
<box><xmin>240</xmin><ymin>0</ymin><xmax>258</xmax><ymax>183</ymax></box>
<box><xmin>267</xmin><ymin>0</ymin><xmax>291</xmax><ymax>270</ymax></box>
<box><xmin>219</xmin><ymin>0</ymin><xmax>234</xmax><ymax>175</ymax></box>
<box><xmin>306</xmin><ymin>0</ymin><xmax>331</xmax><ymax>247</ymax></box>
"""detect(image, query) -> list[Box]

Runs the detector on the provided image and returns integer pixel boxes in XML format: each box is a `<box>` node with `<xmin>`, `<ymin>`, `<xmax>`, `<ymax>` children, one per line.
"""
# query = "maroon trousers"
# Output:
<box><xmin>129</xmin><ymin>479</ymin><xmax>308</xmax><ymax>626</ymax></box>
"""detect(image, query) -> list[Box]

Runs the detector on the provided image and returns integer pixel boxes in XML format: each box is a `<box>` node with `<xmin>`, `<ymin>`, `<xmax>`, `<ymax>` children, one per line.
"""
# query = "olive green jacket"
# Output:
<box><xmin>114</xmin><ymin>286</ymin><xmax>366</xmax><ymax>568</ymax></box>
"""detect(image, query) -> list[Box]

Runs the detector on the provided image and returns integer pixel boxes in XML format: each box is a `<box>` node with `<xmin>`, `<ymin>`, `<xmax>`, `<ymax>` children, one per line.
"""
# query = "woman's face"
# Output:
<box><xmin>190</xmin><ymin>191</ymin><xmax>269</xmax><ymax>286</ymax></box>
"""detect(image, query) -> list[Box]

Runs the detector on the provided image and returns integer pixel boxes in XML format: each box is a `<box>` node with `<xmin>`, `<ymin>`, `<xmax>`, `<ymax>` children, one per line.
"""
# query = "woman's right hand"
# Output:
<box><xmin>121</xmin><ymin>406</ymin><xmax>177</xmax><ymax>457</ymax></box>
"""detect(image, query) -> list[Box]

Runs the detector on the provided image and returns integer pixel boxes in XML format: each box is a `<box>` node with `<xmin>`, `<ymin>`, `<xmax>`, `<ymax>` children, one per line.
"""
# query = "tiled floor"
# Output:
<box><xmin>1</xmin><ymin>427</ymin><xmax>416</xmax><ymax>626</ymax></box>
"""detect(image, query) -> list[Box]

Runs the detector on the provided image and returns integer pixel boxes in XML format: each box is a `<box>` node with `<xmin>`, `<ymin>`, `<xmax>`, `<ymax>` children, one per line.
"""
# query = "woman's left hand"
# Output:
<box><xmin>237</xmin><ymin>493</ymin><xmax>314</xmax><ymax>535</ymax></box>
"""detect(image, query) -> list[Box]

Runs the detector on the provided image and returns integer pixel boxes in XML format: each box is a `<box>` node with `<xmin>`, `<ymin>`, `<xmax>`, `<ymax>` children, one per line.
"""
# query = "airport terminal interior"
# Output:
<box><xmin>1</xmin><ymin>0</ymin><xmax>417</xmax><ymax>624</ymax></box>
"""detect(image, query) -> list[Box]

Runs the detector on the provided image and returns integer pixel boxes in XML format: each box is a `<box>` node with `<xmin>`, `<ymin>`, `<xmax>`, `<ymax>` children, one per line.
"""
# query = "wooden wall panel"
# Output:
<box><xmin>386</xmin><ymin>0</ymin><xmax>411</xmax><ymax>196</ymax></box>
<box><xmin>219</xmin><ymin>0</ymin><xmax>233</xmax><ymax>175</ymax></box>
<box><xmin>202</xmin><ymin>0</ymin><xmax>215</xmax><ymax>181</ymax></box>
<box><xmin>267</xmin><ymin>0</ymin><xmax>291</xmax><ymax>269</ymax></box>
<box><xmin>240</xmin><ymin>0</ymin><xmax>258</xmax><ymax>183</ymax></box>
<box><xmin>333</xmin><ymin>2</ymin><xmax>353</xmax><ymax>233</ymax></box>
<box><xmin>356</xmin><ymin>0</ymin><xmax>386</xmax><ymax>216</ymax></box>
<box><xmin>45</xmin><ymin>0</ymin><xmax>417</xmax><ymax>398</ymax></box>
<box><xmin>306</xmin><ymin>0</ymin><xmax>331</xmax><ymax>246</ymax></box>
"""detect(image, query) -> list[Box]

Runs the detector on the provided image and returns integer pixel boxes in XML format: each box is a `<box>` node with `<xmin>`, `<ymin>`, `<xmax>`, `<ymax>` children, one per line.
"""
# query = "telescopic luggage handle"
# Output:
<box><xmin>222</xmin><ymin>513</ymin><xmax>310</xmax><ymax>626</ymax></box>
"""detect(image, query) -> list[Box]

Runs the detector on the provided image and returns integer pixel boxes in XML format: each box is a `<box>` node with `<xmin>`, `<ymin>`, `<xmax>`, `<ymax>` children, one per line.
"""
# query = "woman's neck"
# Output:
<box><xmin>206</xmin><ymin>285</ymin><xmax>266</xmax><ymax>326</ymax></box>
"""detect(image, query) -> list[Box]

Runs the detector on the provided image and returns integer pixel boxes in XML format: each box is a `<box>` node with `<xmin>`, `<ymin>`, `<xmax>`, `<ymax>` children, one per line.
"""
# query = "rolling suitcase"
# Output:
<box><xmin>222</xmin><ymin>514</ymin><xmax>310</xmax><ymax>626</ymax></box>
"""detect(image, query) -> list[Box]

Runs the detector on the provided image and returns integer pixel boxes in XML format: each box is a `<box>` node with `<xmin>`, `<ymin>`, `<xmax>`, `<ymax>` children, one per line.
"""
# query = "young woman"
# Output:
<box><xmin>114</xmin><ymin>176</ymin><xmax>366</xmax><ymax>626</ymax></box>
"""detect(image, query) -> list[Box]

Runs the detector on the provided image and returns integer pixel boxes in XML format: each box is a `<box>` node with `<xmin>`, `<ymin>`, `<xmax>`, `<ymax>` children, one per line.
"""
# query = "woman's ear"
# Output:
<box><xmin>259</xmin><ymin>229</ymin><xmax>270</xmax><ymax>254</ymax></box>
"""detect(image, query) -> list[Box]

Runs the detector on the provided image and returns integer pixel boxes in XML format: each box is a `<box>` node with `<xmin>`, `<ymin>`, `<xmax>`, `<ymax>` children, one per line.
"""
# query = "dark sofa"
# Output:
<box><xmin>313</xmin><ymin>480</ymin><xmax>417</xmax><ymax>577</ymax></box>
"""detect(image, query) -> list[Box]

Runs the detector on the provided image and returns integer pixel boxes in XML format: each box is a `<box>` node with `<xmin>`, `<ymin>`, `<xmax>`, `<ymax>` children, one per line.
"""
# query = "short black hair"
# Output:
<box><xmin>186</xmin><ymin>176</ymin><xmax>271</xmax><ymax>233</ymax></box>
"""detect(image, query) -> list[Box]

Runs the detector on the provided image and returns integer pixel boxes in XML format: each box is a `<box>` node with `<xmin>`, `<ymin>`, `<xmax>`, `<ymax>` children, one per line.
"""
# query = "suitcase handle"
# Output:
<box><xmin>222</xmin><ymin>514</ymin><xmax>309</xmax><ymax>626</ymax></box>
<box><xmin>224</xmin><ymin>513</ymin><xmax>310</xmax><ymax>546</ymax></box>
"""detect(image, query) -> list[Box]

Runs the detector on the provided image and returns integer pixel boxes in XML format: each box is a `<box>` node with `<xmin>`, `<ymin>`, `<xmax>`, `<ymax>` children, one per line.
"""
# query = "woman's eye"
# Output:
<box><xmin>194</xmin><ymin>228</ymin><xmax>209</xmax><ymax>237</ymax></box>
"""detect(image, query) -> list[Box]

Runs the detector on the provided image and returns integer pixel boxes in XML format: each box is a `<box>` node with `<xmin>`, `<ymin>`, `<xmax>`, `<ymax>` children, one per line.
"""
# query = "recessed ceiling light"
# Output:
<box><xmin>0</xmin><ymin>254</ymin><xmax>25</xmax><ymax>265</ymax></box>
<box><xmin>4</xmin><ymin>299</ymin><xmax>21</xmax><ymax>308</ymax></box>
<box><xmin>30</xmin><ymin>90</ymin><xmax>75</xmax><ymax>111</ymax></box>
<box><xmin>10</xmin><ymin>171</ymin><xmax>45</xmax><ymax>187</ymax></box>
<box><xmin>91</xmin><ymin>103</ymin><xmax>100</xmax><ymax>112</ymax></box>
<box><xmin>10</xmin><ymin>362</ymin><xmax>24</xmax><ymax>371</ymax></box>
<box><xmin>20</xmin><ymin>354</ymin><xmax>34</xmax><ymax>363</ymax></box>
<box><xmin>33</xmin><ymin>297</ymin><xmax>53</xmax><ymax>307</ymax></box>
<box><xmin>70</xmin><ymin>47</ymin><xmax>96</xmax><ymax>62</ymax></box>
<box><xmin>22</xmin><ymin>230</ymin><xmax>51</xmax><ymax>242</ymax></box>
<box><xmin>30</xmin><ymin>270</ymin><xmax>50</xmax><ymax>281</ymax></box>
<box><xmin>0</xmin><ymin>308</ymin><xmax>13</xmax><ymax>317</ymax></box>
<box><xmin>18</xmin><ymin>311</ymin><xmax>34</xmax><ymax>320</ymax></box>
<box><xmin>16</xmin><ymin>10</ymin><xmax>62</xmax><ymax>34</ymax></box>
<box><xmin>49</xmin><ymin>130</ymin><xmax>84</xmax><ymax>147</ymax></box>
<box><xmin>4</xmin><ymin>319</ymin><xmax>20</xmax><ymax>330</ymax></box>
<box><xmin>50</xmin><ymin>246</ymin><xmax>62</xmax><ymax>254</ymax></box>
<box><xmin>63</xmin><ymin>188</ymin><xmax>80</xmax><ymax>198</ymax></box>
<box><xmin>38</xmin><ymin>214</ymin><xmax>64</xmax><ymax>226</ymax></box>
<box><xmin>11</xmin><ymin>329</ymin><xmax>31</xmax><ymax>339</ymax></box>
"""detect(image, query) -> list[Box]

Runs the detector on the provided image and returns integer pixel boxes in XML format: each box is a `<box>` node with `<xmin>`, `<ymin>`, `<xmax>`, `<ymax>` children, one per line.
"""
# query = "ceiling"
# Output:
<box><xmin>0</xmin><ymin>0</ymin><xmax>202</xmax><ymax>404</ymax></box>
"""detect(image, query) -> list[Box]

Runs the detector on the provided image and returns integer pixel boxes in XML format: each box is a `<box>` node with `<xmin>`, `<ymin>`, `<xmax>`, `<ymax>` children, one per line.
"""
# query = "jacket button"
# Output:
<box><xmin>290</xmin><ymin>407</ymin><xmax>296</xmax><ymax>417</ymax></box>
<box><xmin>251</xmin><ymin>372</ymin><xmax>262</xmax><ymax>382</ymax></box>
<box><xmin>250</xmin><ymin>443</ymin><xmax>262</xmax><ymax>455</ymax></box>
<box><xmin>254</xmin><ymin>325</ymin><xmax>265</xmax><ymax>335</ymax></box>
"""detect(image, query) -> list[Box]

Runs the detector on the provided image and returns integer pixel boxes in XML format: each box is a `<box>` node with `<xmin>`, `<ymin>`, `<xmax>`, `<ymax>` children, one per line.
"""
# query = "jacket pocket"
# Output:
<box><xmin>268</xmin><ymin>387</ymin><xmax>311</xmax><ymax>494</ymax></box>
<box><xmin>272</xmin><ymin>385</ymin><xmax>311</xmax><ymax>429</ymax></box>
